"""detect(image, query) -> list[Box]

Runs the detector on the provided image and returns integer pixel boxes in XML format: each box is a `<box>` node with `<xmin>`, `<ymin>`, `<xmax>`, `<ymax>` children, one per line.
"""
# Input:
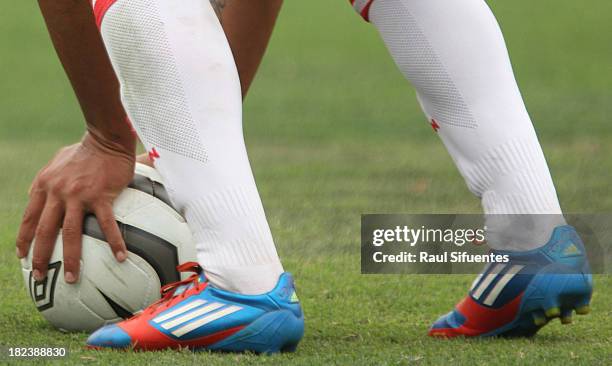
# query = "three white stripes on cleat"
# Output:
<box><xmin>160</xmin><ymin>303</ymin><xmax>225</xmax><ymax>330</ymax></box>
<box><xmin>472</xmin><ymin>264</ymin><xmax>505</xmax><ymax>300</ymax></box>
<box><xmin>471</xmin><ymin>264</ymin><xmax>524</xmax><ymax>306</ymax></box>
<box><xmin>154</xmin><ymin>299</ymin><xmax>205</xmax><ymax>323</ymax></box>
<box><xmin>153</xmin><ymin>299</ymin><xmax>242</xmax><ymax>337</ymax></box>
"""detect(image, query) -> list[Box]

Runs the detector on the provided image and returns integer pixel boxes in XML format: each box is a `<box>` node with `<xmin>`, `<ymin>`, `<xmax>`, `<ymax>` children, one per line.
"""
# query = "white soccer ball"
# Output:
<box><xmin>21</xmin><ymin>163</ymin><xmax>196</xmax><ymax>332</ymax></box>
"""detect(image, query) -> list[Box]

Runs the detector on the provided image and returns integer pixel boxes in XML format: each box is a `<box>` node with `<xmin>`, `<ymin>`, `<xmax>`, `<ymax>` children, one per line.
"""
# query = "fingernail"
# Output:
<box><xmin>33</xmin><ymin>270</ymin><xmax>43</xmax><ymax>281</ymax></box>
<box><xmin>64</xmin><ymin>272</ymin><xmax>76</xmax><ymax>283</ymax></box>
<box><xmin>116</xmin><ymin>251</ymin><xmax>127</xmax><ymax>262</ymax></box>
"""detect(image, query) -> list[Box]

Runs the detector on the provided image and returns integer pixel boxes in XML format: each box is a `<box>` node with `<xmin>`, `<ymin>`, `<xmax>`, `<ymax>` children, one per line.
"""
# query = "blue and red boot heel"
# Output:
<box><xmin>87</xmin><ymin>263</ymin><xmax>304</xmax><ymax>353</ymax></box>
<box><xmin>429</xmin><ymin>225</ymin><xmax>593</xmax><ymax>338</ymax></box>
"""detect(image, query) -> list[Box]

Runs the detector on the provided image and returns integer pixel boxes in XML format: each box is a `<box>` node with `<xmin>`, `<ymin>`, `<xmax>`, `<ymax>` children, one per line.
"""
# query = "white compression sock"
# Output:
<box><xmin>354</xmin><ymin>0</ymin><xmax>565</xmax><ymax>251</ymax></box>
<box><xmin>93</xmin><ymin>0</ymin><xmax>283</xmax><ymax>294</ymax></box>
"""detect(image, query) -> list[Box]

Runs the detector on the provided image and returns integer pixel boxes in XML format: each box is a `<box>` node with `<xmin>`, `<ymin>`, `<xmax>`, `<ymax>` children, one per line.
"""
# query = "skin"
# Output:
<box><xmin>17</xmin><ymin>0</ymin><xmax>136</xmax><ymax>284</ymax></box>
<box><xmin>221</xmin><ymin>0</ymin><xmax>284</xmax><ymax>97</ymax></box>
<box><xmin>18</xmin><ymin>0</ymin><xmax>282</xmax><ymax>282</ymax></box>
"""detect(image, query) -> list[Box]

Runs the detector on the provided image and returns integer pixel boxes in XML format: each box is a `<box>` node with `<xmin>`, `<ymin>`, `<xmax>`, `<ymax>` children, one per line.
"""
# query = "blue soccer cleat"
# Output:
<box><xmin>429</xmin><ymin>225</ymin><xmax>593</xmax><ymax>338</ymax></box>
<box><xmin>87</xmin><ymin>262</ymin><xmax>304</xmax><ymax>353</ymax></box>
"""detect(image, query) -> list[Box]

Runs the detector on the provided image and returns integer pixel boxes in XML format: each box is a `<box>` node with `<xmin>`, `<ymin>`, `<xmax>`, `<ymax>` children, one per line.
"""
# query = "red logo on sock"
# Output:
<box><xmin>430</xmin><ymin>119</ymin><xmax>441</xmax><ymax>132</ymax></box>
<box><xmin>148</xmin><ymin>147</ymin><xmax>160</xmax><ymax>161</ymax></box>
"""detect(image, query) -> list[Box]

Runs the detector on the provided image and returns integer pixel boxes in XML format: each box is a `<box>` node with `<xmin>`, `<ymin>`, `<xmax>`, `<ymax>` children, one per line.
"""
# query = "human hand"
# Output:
<box><xmin>16</xmin><ymin>132</ymin><xmax>135</xmax><ymax>283</ymax></box>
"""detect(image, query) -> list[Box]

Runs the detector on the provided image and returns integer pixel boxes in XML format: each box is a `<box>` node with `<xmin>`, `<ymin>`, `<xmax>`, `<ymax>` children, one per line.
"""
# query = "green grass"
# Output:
<box><xmin>1</xmin><ymin>0</ymin><xmax>611</xmax><ymax>364</ymax></box>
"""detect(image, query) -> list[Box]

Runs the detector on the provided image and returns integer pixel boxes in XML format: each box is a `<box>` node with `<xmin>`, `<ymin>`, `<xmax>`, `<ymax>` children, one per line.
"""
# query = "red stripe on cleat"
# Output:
<box><xmin>429</xmin><ymin>293</ymin><xmax>524</xmax><ymax>338</ymax></box>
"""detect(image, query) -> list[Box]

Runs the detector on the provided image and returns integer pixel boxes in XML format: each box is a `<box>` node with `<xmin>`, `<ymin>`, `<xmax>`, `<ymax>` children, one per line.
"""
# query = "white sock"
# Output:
<box><xmin>355</xmin><ymin>0</ymin><xmax>565</xmax><ymax>251</ymax></box>
<box><xmin>94</xmin><ymin>0</ymin><xmax>283</xmax><ymax>294</ymax></box>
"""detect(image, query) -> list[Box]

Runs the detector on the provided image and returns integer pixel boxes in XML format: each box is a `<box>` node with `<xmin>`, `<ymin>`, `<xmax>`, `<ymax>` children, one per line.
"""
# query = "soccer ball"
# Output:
<box><xmin>20</xmin><ymin>163</ymin><xmax>197</xmax><ymax>332</ymax></box>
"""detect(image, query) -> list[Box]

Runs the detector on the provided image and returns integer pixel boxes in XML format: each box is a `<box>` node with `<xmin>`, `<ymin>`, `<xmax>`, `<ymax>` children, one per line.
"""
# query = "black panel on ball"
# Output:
<box><xmin>128</xmin><ymin>174</ymin><xmax>175</xmax><ymax>211</ymax></box>
<box><xmin>82</xmin><ymin>215</ymin><xmax>180</xmax><ymax>285</ymax></box>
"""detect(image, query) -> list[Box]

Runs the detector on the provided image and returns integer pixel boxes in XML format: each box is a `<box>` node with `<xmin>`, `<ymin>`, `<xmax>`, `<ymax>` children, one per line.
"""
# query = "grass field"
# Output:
<box><xmin>1</xmin><ymin>0</ymin><xmax>611</xmax><ymax>365</ymax></box>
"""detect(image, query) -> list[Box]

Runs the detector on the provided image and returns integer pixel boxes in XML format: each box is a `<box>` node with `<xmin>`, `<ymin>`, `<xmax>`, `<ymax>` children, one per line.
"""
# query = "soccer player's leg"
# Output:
<box><xmin>85</xmin><ymin>0</ymin><xmax>303</xmax><ymax>351</ymax></box>
<box><xmin>351</xmin><ymin>0</ymin><xmax>592</xmax><ymax>337</ymax></box>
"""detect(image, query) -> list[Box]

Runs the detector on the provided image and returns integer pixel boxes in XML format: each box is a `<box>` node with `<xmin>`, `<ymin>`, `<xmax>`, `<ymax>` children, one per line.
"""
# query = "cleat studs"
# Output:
<box><xmin>545</xmin><ymin>307</ymin><xmax>561</xmax><ymax>318</ymax></box>
<box><xmin>575</xmin><ymin>305</ymin><xmax>591</xmax><ymax>315</ymax></box>
<box><xmin>560</xmin><ymin>309</ymin><xmax>573</xmax><ymax>325</ymax></box>
<box><xmin>534</xmin><ymin>317</ymin><xmax>547</xmax><ymax>326</ymax></box>
<box><xmin>532</xmin><ymin>312</ymin><xmax>547</xmax><ymax>326</ymax></box>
